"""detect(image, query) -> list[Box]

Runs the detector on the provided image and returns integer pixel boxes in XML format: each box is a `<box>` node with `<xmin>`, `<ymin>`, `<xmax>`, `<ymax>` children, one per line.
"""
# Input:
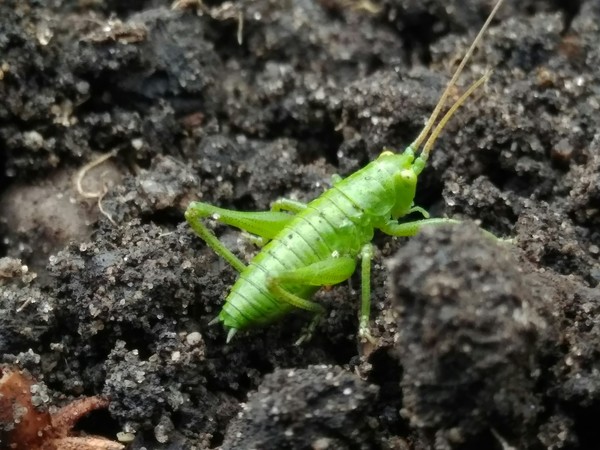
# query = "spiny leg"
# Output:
<box><xmin>267</xmin><ymin>256</ymin><xmax>357</xmax><ymax>345</ymax></box>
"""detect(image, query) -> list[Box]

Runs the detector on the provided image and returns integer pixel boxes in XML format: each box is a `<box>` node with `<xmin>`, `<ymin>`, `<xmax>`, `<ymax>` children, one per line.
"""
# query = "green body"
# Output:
<box><xmin>184</xmin><ymin>0</ymin><xmax>505</xmax><ymax>341</ymax></box>
<box><xmin>186</xmin><ymin>145</ymin><xmax>489</xmax><ymax>341</ymax></box>
<box><xmin>217</xmin><ymin>148</ymin><xmax>422</xmax><ymax>331</ymax></box>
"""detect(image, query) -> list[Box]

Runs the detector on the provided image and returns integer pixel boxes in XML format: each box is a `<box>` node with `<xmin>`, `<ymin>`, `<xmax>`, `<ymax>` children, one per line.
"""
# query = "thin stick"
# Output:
<box><xmin>75</xmin><ymin>149</ymin><xmax>118</xmax><ymax>198</ymax></box>
<box><xmin>75</xmin><ymin>149</ymin><xmax>119</xmax><ymax>225</ymax></box>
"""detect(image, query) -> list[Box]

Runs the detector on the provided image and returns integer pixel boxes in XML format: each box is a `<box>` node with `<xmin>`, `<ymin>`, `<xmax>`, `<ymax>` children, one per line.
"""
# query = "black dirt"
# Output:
<box><xmin>222</xmin><ymin>365</ymin><xmax>379</xmax><ymax>450</ymax></box>
<box><xmin>1</xmin><ymin>0</ymin><xmax>599</xmax><ymax>449</ymax></box>
<box><xmin>388</xmin><ymin>225</ymin><xmax>560</xmax><ymax>448</ymax></box>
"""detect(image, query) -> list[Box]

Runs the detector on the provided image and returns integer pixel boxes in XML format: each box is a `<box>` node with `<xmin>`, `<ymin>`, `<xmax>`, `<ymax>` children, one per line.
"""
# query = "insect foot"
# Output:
<box><xmin>358</xmin><ymin>325</ymin><xmax>377</xmax><ymax>345</ymax></box>
<box><xmin>294</xmin><ymin>314</ymin><xmax>323</xmax><ymax>346</ymax></box>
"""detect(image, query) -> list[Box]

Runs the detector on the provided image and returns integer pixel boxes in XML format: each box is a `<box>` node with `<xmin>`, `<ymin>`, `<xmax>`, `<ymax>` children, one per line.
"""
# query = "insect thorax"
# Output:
<box><xmin>332</xmin><ymin>149</ymin><xmax>418</xmax><ymax>225</ymax></box>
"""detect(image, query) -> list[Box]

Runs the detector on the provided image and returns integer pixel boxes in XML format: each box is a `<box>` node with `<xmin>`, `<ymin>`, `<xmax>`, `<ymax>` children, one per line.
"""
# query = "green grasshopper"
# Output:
<box><xmin>186</xmin><ymin>0</ymin><xmax>505</xmax><ymax>344</ymax></box>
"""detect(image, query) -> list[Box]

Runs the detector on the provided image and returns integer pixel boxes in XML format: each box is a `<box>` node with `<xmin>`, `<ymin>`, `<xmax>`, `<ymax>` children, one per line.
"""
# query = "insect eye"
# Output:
<box><xmin>400</xmin><ymin>169</ymin><xmax>416</xmax><ymax>183</ymax></box>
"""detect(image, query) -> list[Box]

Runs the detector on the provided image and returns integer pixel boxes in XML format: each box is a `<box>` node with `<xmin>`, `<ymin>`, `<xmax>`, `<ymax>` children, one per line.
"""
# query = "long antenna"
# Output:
<box><xmin>421</xmin><ymin>71</ymin><xmax>491</xmax><ymax>160</ymax></box>
<box><xmin>410</xmin><ymin>0</ymin><xmax>505</xmax><ymax>153</ymax></box>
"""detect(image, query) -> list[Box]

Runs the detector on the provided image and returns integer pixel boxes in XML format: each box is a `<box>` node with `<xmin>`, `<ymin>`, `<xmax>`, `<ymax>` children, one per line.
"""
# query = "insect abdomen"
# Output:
<box><xmin>220</xmin><ymin>210</ymin><xmax>358</xmax><ymax>328</ymax></box>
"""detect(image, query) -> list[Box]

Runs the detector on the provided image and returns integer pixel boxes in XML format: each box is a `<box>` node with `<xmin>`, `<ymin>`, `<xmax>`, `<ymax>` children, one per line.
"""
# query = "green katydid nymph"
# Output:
<box><xmin>185</xmin><ymin>0</ymin><xmax>506</xmax><ymax>344</ymax></box>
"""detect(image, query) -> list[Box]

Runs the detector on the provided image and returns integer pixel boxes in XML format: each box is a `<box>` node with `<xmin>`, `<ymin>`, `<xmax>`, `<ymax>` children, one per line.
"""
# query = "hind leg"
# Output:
<box><xmin>185</xmin><ymin>201</ymin><xmax>297</xmax><ymax>272</ymax></box>
<box><xmin>267</xmin><ymin>256</ymin><xmax>357</xmax><ymax>344</ymax></box>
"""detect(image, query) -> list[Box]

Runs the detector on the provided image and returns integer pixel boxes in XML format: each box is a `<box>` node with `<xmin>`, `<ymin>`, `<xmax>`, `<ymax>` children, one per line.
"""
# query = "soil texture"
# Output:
<box><xmin>1</xmin><ymin>0</ymin><xmax>600</xmax><ymax>449</ymax></box>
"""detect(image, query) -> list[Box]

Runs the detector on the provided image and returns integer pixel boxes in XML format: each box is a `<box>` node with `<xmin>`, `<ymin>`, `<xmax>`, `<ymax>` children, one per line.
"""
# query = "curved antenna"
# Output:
<box><xmin>421</xmin><ymin>71</ymin><xmax>491</xmax><ymax>161</ymax></box>
<box><xmin>410</xmin><ymin>0</ymin><xmax>505</xmax><ymax>152</ymax></box>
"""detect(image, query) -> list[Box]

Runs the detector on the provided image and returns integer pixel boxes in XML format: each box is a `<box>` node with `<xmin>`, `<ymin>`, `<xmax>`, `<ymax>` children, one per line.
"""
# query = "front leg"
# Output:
<box><xmin>379</xmin><ymin>218</ymin><xmax>462</xmax><ymax>237</ymax></box>
<box><xmin>379</xmin><ymin>217</ymin><xmax>499</xmax><ymax>240</ymax></box>
<box><xmin>407</xmin><ymin>205</ymin><xmax>430</xmax><ymax>218</ymax></box>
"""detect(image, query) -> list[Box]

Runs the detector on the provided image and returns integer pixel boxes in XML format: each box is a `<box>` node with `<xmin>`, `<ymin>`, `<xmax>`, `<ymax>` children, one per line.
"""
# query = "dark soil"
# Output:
<box><xmin>1</xmin><ymin>0</ymin><xmax>600</xmax><ymax>449</ymax></box>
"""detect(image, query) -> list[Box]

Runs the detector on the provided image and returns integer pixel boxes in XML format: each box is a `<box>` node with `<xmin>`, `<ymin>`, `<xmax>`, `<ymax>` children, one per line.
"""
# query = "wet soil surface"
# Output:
<box><xmin>1</xmin><ymin>0</ymin><xmax>600</xmax><ymax>449</ymax></box>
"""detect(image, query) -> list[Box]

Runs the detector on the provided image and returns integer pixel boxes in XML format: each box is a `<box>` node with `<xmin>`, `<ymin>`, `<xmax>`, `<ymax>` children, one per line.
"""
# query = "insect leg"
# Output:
<box><xmin>379</xmin><ymin>218</ymin><xmax>498</xmax><ymax>240</ymax></box>
<box><xmin>379</xmin><ymin>218</ymin><xmax>462</xmax><ymax>237</ymax></box>
<box><xmin>186</xmin><ymin>201</ymin><xmax>294</xmax><ymax>239</ymax></box>
<box><xmin>407</xmin><ymin>205</ymin><xmax>430</xmax><ymax>219</ymax></box>
<box><xmin>358</xmin><ymin>243</ymin><xmax>377</xmax><ymax>343</ymax></box>
<box><xmin>186</xmin><ymin>201</ymin><xmax>301</xmax><ymax>269</ymax></box>
<box><xmin>267</xmin><ymin>256</ymin><xmax>357</xmax><ymax>344</ymax></box>
<box><xmin>185</xmin><ymin>203</ymin><xmax>247</xmax><ymax>272</ymax></box>
<box><xmin>274</xmin><ymin>257</ymin><xmax>356</xmax><ymax>286</ymax></box>
<box><xmin>271</xmin><ymin>198</ymin><xmax>306</xmax><ymax>213</ymax></box>
<box><xmin>239</xmin><ymin>197</ymin><xmax>305</xmax><ymax>247</ymax></box>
